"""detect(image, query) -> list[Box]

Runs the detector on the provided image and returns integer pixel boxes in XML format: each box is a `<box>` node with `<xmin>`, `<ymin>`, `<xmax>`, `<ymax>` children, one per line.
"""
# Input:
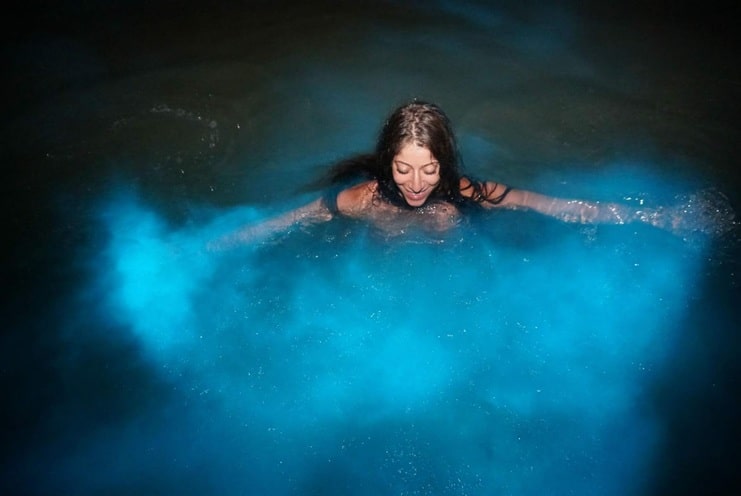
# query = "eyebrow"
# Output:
<box><xmin>394</xmin><ymin>160</ymin><xmax>439</xmax><ymax>167</ymax></box>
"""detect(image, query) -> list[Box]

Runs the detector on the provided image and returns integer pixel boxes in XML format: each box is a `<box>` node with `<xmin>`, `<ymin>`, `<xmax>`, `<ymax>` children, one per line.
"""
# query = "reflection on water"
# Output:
<box><xmin>2</xmin><ymin>1</ymin><xmax>740</xmax><ymax>495</ymax></box>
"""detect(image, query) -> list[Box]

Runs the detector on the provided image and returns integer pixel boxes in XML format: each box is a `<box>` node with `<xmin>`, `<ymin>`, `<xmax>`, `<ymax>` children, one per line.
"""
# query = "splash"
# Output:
<box><xmin>55</xmin><ymin>163</ymin><xmax>718</xmax><ymax>495</ymax></box>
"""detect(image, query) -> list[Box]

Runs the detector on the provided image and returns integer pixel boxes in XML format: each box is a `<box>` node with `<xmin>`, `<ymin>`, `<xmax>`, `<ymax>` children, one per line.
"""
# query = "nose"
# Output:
<box><xmin>411</xmin><ymin>171</ymin><xmax>422</xmax><ymax>191</ymax></box>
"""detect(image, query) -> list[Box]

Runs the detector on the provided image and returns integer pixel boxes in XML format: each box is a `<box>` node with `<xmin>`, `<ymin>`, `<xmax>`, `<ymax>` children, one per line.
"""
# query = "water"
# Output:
<box><xmin>2</xmin><ymin>2</ymin><xmax>740</xmax><ymax>495</ymax></box>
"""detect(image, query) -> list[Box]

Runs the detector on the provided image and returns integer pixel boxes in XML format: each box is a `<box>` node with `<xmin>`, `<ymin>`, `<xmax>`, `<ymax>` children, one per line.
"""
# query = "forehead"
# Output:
<box><xmin>394</xmin><ymin>142</ymin><xmax>438</xmax><ymax>164</ymax></box>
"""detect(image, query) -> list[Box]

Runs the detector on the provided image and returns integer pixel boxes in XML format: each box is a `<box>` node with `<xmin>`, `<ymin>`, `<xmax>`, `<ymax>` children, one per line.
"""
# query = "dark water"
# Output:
<box><xmin>2</xmin><ymin>2</ymin><xmax>740</xmax><ymax>495</ymax></box>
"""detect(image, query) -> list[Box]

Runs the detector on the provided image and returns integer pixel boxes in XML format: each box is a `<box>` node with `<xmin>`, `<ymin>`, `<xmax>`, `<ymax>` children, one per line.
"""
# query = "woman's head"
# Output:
<box><xmin>375</xmin><ymin>101</ymin><xmax>463</xmax><ymax>207</ymax></box>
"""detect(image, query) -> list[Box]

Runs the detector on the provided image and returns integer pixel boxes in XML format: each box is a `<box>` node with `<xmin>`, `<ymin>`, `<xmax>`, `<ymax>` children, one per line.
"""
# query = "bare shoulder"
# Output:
<box><xmin>336</xmin><ymin>180</ymin><xmax>377</xmax><ymax>214</ymax></box>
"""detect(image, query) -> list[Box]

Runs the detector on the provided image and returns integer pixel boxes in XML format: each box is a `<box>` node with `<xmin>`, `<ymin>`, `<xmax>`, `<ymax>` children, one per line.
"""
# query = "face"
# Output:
<box><xmin>391</xmin><ymin>142</ymin><xmax>441</xmax><ymax>207</ymax></box>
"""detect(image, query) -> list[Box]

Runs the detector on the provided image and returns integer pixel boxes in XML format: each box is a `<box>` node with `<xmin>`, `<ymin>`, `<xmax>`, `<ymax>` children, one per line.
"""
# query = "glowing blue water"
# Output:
<box><xmin>51</xmin><ymin>163</ymin><xmax>708</xmax><ymax>495</ymax></box>
<box><xmin>3</xmin><ymin>1</ymin><xmax>739</xmax><ymax>494</ymax></box>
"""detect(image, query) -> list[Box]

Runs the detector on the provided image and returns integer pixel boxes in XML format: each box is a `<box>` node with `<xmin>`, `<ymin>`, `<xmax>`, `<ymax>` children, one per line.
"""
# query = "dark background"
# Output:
<box><xmin>2</xmin><ymin>1</ymin><xmax>740</xmax><ymax>495</ymax></box>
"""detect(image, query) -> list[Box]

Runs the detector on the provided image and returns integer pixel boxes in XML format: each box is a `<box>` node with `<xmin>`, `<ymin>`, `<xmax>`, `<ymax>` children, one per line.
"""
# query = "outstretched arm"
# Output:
<box><xmin>474</xmin><ymin>180</ymin><xmax>667</xmax><ymax>228</ymax></box>
<box><xmin>501</xmin><ymin>188</ymin><xmax>648</xmax><ymax>224</ymax></box>
<box><xmin>207</xmin><ymin>198</ymin><xmax>334</xmax><ymax>251</ymax></box>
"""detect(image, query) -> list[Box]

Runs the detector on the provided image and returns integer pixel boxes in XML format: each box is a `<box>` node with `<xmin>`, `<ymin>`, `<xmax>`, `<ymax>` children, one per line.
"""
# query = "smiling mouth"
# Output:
<box><xmin>405</xmin><ymin>190</ymin><xmax>427</xmax><ymax>200</ymax></box>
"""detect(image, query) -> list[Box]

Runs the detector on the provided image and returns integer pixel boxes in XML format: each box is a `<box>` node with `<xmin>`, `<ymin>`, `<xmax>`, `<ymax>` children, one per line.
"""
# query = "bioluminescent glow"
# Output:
<box><xmin>43</xmin><ymin>161</ymin><xmax>721</xmax><ymax>496</ymax></box>
<box><xmin>4</xmin><ymin>1</ymin><xmax>739</xmax><ymax>494</ymax></box>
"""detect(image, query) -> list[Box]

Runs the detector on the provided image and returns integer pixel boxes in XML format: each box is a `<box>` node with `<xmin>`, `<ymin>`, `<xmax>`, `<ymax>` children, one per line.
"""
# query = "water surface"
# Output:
<box><xmin>2</xmin><ymin>2</ymin><xmax>740</xmax><ymax>495</ymax></box>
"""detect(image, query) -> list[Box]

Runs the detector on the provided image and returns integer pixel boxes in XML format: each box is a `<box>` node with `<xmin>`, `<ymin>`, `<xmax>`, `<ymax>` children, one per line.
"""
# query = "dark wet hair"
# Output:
<box><xmin>322</xmin><ymin>100</ymin><xmax>498</xmax><ymax>208</ymax></box>
<box><xmin>372</xmin><ymin>101</ymin><xmax>464</xmax><ymax>207</ymax></box>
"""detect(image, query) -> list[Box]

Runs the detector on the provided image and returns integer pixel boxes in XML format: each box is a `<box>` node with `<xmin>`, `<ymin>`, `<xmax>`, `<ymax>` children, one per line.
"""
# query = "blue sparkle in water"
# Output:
<box><xmin>54</xmin><ymin>160</ymin><xmax>712</xmax><ymax>495</ymax></box>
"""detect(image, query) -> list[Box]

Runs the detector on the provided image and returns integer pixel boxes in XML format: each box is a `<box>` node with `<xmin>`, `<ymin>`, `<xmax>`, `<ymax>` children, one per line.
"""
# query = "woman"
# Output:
<box><xmin>210</xmin><ymin>100</ymin><xmax>669</xmax><ymax>249</ymax></box>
